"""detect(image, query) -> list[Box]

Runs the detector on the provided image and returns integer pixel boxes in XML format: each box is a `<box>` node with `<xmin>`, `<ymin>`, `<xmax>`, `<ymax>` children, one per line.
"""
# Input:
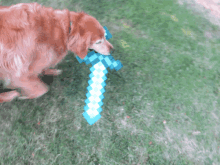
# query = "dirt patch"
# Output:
<box><xmin>178</xmin><ymin>0</ymin><xmax>220</xmax><ymax>25</ymax></box>
<box><xmin>196</xmin><ymin>0</ymin><xmax>220</xmax><ymax>18</ymax></box>
<box><xmin>178</xmin><ymin>0</ymin><xmax>220</xmax><ymax>39</ymax></box>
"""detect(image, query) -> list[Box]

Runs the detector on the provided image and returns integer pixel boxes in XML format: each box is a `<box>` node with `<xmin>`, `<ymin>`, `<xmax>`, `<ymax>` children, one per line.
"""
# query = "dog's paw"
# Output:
<box><xmin>43</xmin><ymin>69</ymin><xmax>62</xmax><ymax>75</ymax></box>
<box><xmin>18</xmin><ymin>96</ymin><xmax>28</xmax><ymax>100</ymax></box>
<box><xmin>0</xmin><ymin>91</ymin><xmax>20</xmax><ymax>103</ymax></box>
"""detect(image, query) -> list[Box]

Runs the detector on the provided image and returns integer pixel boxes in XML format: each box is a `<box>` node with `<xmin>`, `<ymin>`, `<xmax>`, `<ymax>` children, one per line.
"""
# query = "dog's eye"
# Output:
<box><xmin>96</xmin><ymin>41</ymin><xmax>102</xmax><ymax>44</ymax></box>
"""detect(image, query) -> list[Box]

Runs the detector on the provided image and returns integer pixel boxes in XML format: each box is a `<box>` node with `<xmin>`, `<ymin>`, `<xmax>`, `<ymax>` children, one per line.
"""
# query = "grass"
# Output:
<box><xmin>1</xmin><ymin>0</ymin><xmax>220</xmax><ymax>164</ymax></box>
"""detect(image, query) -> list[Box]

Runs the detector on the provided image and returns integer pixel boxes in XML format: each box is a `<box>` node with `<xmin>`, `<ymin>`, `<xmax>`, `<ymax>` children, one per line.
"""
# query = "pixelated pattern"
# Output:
<box><xmin>76</xmin><ymin>26</ymin><xmax>123</xmax><ymax>125</ymax></box>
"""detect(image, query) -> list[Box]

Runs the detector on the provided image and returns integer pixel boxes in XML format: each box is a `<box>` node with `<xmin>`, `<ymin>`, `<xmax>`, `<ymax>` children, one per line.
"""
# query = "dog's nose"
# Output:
<box><xmin>110</xmin><ymin>48</ymin><xmax>115</xmax><ymax>54</ymax></box>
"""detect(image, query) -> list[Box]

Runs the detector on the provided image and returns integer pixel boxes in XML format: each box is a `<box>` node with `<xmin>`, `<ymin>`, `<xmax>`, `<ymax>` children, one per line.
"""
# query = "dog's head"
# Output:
<box><xmin>67</xmin><ymin>11</ymin><xmax>114</xmax><ymax>59</ymax></box>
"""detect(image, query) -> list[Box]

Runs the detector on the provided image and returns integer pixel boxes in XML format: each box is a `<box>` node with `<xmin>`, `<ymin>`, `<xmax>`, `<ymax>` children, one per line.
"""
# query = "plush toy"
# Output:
<box><xmin>76</xmin><ymin>26</ymin><xmax>123</xmax><ymax>125</ymax></box>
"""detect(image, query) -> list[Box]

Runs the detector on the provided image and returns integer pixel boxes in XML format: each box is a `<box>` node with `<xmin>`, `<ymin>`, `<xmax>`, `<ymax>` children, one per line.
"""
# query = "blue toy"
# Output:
<box><xmin>76</xmin><ymin>26</ymin><xmax>123</xmax><ymax>125</ymax></box>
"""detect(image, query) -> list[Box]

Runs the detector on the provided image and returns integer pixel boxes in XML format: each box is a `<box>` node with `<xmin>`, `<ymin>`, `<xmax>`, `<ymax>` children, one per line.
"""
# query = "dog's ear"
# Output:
<box><xmin>68</xmin><ymin>32</ymin><xmax>91</xmax><ymax>59</ymax></box>
<box><xmin>68</xmin><ymin>12</ymin><xmax>91</xmax><ymax>59</ymax></box>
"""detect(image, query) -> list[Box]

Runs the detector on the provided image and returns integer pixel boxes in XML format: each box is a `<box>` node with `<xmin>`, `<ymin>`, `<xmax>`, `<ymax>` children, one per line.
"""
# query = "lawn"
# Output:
<box><xmin>0</xmin><ymin>0</ymin><xmax>220</xmax><ymax>164</ymax></box>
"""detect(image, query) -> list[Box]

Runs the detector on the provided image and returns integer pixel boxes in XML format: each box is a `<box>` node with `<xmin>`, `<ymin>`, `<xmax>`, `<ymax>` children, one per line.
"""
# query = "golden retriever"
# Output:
<box><xmin>0</xmin><ymin>3</ymin><xmax>114</xmax><ymax>103</ymax></box>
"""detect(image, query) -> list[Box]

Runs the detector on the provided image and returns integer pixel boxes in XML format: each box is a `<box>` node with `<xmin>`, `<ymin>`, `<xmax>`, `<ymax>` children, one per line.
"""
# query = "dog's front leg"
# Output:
<box><xmin>18</xmin><ymin>75</ymin><xmax>49</xmax><ymax>100</ymax></box>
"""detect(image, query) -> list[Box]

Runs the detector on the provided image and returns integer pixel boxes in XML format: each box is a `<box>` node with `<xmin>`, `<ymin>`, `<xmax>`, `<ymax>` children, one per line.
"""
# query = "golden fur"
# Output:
<box><xmin>0</xmin><ymin>3</ymin><xmax>114</xmax><ymax>103</ymax></box>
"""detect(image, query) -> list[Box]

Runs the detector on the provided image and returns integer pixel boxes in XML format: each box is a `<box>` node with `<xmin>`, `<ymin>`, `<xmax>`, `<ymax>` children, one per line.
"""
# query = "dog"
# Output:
<box><xmin>0</xmin><ymin>3</ymin><xmax>114</xmax><ymax>103</ymax></box>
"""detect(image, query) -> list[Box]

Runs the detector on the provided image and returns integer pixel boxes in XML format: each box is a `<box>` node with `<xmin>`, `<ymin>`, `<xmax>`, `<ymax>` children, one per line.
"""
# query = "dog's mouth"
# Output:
<box><xmin>88</xmin><ymin>49</ymin><xmax>98</xmax><ymax>53</ymax></box>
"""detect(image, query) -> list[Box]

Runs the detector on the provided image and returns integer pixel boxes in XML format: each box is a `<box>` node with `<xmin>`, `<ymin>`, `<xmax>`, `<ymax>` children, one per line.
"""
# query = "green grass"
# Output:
<box><xmin>1</xmin><ymin>0</ymin><xmax>220</xmax><ymax>164</ymax></box>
